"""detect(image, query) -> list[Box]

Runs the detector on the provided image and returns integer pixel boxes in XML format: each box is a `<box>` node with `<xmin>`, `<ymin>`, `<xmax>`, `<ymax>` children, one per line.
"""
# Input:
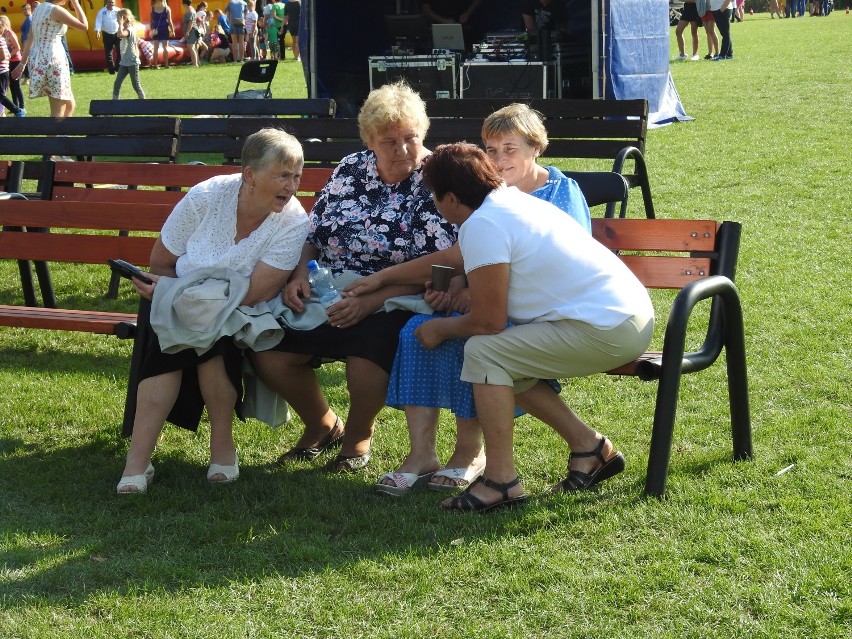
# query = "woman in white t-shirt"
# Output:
<box><xmin>418</xmin><ymin>143</ymin><xmax>654</xmax><ymax>512</ymax></box>
<box><xmin>117</xmin><ymin>129</ymin><xmax>309</xmax><ymax>494</ymax></box>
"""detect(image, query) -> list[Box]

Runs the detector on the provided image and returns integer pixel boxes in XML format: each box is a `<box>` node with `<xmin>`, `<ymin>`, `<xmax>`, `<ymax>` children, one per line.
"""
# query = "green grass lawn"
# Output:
<box><xmin>1</xmin><ymin>15</ymin><xmax>851</xmax><ymax>638</ymax></box>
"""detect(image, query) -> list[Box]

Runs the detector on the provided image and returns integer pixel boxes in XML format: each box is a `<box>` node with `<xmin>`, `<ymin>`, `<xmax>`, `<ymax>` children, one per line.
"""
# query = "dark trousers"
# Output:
<box><xmin>0</xmin><ymin>71</ymin><xmax>22</xmax><ymax>115</ymax></box>
<box><xmin>713</xmin><ymin>9</ymin><xmax>733</xmax><ymax>58</ymax></box>
<box><xmin>103</xmin><ymin>31</ymin><xmax>120</xmax><ymax>73</ymax></box>
<box><xmin>7</xmin><ymin>60</ymin><xmax>25</xmax><ymax>109</ymax></box>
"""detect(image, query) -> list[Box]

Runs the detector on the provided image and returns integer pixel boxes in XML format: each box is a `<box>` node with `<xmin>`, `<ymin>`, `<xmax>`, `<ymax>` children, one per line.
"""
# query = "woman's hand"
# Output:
<box><xmin>414</xmin><ymin>318</ymin><xmax>446</xmax><ymax>350</ymax></box>
<box><xmin>450</xmin><ymin>288</ymin><xmax>471</xmax><ymax>315</ymax></box>
<box><xmin>131</xmin><ymin>273</ymin><xmax>161</xmax><ymax>301</ymax></box>
<box><xmin>10</xmin><ymin>63</ymin><xmax>24</xmax><ymax>81</ymax></box>
<box><xmin>342</xmin><ymin>271</ymin><xmax>385</xmax><ymax>297</ymax></box>
<box><xmin>423</xmin><ymin>286</ymin><xmax>452</xmax><ymax>313</ymax></box>
<box><xmin>324</xmin><ymin>294</ymin><xmax>374</xmax><ymax>329</ymax></box>
<box><xmin>283</xmin><ymin>276</ymin><xmax>311</xmax><ymax>312</ymax></box>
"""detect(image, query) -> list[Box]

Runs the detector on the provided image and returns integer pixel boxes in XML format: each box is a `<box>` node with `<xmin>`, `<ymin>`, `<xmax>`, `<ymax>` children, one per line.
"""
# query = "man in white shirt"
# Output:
<box><xmin>95</xmin><ymin>0</ymin><xmax>122</xmax><ymax>74</ymax></box>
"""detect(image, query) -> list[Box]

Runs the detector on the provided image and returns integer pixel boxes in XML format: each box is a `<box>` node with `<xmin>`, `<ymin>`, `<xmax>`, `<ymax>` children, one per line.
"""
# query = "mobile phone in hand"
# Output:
<box><xmin>107</xmin><ymin>259</ymin><xmax>154</xmax><ymax>285</ymax></box>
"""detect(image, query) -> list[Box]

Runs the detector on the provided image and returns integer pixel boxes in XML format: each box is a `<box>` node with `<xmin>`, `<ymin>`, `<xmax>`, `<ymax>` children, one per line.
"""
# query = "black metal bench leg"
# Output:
<box><xmin>107</xmin><ymin>230</ymin><xmax>131</xmax><ymax>299</ymax></box>
<box><xmin>644</xmin><ymin>370</ymin><xmax>682</xmax><ymax>497</ymax></box>
<box><xmin>16</xmin><ymin>258</ymin><xmax>38</xmax><ymax>307</ymax></box>
<box><xmin>122</xmin><ymin>298</ymin><xmax>151</xmax><ymax>437</ymax></box>
<box><xmin>723</xmin><ymin>297</ymin><xmax>752</xmax><ymax>461</ymax></box>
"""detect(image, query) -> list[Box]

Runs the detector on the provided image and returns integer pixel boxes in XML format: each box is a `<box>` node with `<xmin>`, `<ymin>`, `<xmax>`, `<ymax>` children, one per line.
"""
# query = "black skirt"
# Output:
<box><xmin>269</xmin><ymin>309</ymin><xmax>413</xmax><ymax>374</ymax></box>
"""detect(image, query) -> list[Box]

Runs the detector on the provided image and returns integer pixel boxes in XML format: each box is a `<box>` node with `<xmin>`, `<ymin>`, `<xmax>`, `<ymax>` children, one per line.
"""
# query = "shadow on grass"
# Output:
<box><xmin>0</xmin><ymin>435</ymin><xmax>651</xmax><ymax>606</ymax></box>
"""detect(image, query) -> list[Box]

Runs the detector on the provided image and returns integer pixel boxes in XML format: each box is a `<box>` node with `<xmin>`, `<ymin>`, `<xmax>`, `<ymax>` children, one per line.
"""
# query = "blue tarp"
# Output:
<box><xmin>604</xmin><ymin>0</ymin><xmax>691</xmax><ymax>125</ymax></box>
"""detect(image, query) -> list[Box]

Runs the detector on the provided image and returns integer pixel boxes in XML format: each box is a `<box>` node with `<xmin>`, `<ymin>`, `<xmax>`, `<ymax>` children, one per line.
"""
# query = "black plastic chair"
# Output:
<box><xmin>563</xmin><ymin>171</ymin><xmax>630</xmax><ymax>218</ymax></box>
<box><xmin>230</xmin><ymin>60</ymin><xmax>278</xmax><ymax>99</ymax></box>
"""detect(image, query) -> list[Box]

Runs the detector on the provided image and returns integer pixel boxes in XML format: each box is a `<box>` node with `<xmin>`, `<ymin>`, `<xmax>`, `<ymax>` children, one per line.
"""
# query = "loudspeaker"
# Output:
<box><xmin>460</xmin><ymin>62</ymin><xmax>547</xmax><ymax>99</ymax></box>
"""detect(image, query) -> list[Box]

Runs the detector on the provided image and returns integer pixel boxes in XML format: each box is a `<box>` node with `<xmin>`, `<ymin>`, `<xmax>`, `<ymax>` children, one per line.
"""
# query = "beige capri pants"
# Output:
<box><xmin>460</xmin><ymin>312</ymin><xmax>654</xmax><ymax>394</ymax></box>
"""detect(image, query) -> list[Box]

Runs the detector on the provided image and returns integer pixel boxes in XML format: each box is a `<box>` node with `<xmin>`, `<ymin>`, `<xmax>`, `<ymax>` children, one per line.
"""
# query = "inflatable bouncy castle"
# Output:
<box><xmin>1</xmin><ymin>0</ymin><xmax>233</xmax><ymax>70</ymax></box>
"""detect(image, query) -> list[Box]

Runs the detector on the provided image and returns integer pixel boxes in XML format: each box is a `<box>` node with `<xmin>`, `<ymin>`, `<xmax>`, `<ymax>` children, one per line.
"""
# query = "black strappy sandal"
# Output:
<box><xmin>442</xmin><ymin>476</ymin><xmax>528</xmax><ymax>513</ymax></box>
<box><xmin>553</xmin><ymin>436</ymin><xmax>625</xmax><ymax>493</ymax></box>
<box><xmin>273</xmin><ymin>416</ymin><xmax>344</xmax><ymax>464</ymax></box>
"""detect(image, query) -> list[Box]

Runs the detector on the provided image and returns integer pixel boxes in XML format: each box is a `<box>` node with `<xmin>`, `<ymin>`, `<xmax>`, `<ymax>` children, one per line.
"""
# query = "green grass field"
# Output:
<box><xmin>1</xmin><ymin>15</ymin><xmax>850</xmax><ymax>639</ymax></box>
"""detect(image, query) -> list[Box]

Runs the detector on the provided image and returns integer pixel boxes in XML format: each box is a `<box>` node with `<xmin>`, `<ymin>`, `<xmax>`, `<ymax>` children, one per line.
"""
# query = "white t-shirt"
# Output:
<box><xmin>161</xmin><ymin>173</ymin><xmax>309</xmax><ymax>278</ymax></box>
<box><xmin>245</xmin><ymin>9</ymin><xmax>258</xmax><ymax>34</ymax></box>
<box><xmin>459</xmin><ymin>186</ymin><xmax>653</xmax><ymax>329</ymax></box>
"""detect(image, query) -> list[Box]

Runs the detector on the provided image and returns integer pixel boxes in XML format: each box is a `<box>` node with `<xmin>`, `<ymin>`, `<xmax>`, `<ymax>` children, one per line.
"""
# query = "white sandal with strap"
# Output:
<box><xmin>207</xmin><ymin>452</ymin><xmax>239</xmax><ymax>484</ymax></box>
<box><xmin>116</xmin><ymin>463</ymin><xmax>155</xmax><ymax>494</ymax></box>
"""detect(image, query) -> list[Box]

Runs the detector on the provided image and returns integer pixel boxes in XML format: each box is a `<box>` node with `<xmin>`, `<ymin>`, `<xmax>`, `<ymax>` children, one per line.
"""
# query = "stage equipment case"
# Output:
<box><xmin>368</xmin><ymin>55</ymin><xmax>458</xmax><ymax>99</ymax></box>
<box><xmin>459</xmin><ymin>61</ymin><xmax>548</xmax><ymax>100</ymax></box>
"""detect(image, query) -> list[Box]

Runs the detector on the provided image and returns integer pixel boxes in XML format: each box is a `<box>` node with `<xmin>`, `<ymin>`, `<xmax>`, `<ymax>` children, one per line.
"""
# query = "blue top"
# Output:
<box><xmin>21</xmin><ymin>16</ymin><xmax>32</xmax><ymax>44</ymax></box>
<box><xmin>217</xmin><ymin>14</ymin><xmax>231</xmax><ymax>35</ymax></box>
<box><xmin>530</xmin><ymin>166</ymin><xmax>592</xmax><ymax>234</ymax></box>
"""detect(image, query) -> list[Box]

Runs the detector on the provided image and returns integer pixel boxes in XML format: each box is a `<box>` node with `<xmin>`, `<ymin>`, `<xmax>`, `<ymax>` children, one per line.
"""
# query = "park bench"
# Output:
<box><xmin>10</xmin><ymin>160</ymin><xmax>333</xmax><ymax>302</ymax></box>
<box><xmin>1</xmin><ymin>159</ymin><xmax>334</xmax><ymax>431</ymax></box>
<box><xmin>0</xmin><ymin>116</ymin><xmax>182</xmax><ymax>197</ymax></box>
<box><xmin>591</xmin><ymin>217</ymin><xmax>750</xmax><ymax>496</ymax></box>
<box><xmin>89</xmin><ymin>98</ymin><xmax>337</xmax><ymax>160</ymax></box>
<box><xmin>0</xmin><ymin>116</ymin><xmax>181</xmax><ymax>163</ymax></box>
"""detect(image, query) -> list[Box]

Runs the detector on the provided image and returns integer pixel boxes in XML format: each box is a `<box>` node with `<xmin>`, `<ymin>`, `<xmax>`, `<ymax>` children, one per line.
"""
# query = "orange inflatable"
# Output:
<box><xmin>1</xmin><ymin>0</ymin><xmax>232</xmax><ymax>70</ymax></box>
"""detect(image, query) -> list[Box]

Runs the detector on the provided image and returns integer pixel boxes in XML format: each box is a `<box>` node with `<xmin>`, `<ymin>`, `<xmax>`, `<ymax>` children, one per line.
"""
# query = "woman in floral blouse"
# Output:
<box><xmin>251</xmin><ymin>81</ymin><xmax>456</xmax><ymax>474</ymax></box>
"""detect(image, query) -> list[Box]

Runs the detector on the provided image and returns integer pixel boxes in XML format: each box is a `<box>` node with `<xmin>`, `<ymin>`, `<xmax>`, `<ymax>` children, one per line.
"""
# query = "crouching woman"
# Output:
<box><xmin>417</xmin><ymin>143</ymin><xmax>655</xmax><ymax>512</ymax></box>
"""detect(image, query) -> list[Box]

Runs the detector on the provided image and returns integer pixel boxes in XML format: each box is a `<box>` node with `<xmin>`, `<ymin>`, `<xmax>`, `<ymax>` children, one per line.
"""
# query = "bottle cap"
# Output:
<box><xmin>307</xmin><ymin>260</ymin><xmax>319</xmax><ymax>270</ymax></box>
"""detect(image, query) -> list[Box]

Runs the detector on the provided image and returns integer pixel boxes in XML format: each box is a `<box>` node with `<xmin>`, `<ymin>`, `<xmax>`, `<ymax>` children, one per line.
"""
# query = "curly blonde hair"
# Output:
<box><xmin>357</xmin><ymin>81</ymin><xmax>430</xmax><ymax>146</ymax></box>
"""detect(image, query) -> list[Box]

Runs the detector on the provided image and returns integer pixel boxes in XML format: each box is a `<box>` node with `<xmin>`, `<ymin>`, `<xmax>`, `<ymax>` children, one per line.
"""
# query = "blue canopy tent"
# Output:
<box><xmin>298</xmin><ymin>0</ymin><xmax>689</xmax><ymax>125</ymax></box>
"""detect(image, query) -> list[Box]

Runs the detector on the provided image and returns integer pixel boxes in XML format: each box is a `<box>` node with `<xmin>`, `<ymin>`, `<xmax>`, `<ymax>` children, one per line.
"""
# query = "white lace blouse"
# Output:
<box><xmin>160</xmin><ymin>174</ymin><xmax>309</xmax><ymax>278</ymax></box>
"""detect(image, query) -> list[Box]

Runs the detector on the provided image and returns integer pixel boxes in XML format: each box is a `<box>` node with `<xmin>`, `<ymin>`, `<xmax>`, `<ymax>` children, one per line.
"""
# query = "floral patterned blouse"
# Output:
<box><xmin>308</xmin><ymin>150</ymin><xmax>457</xmax><ymax>276</ymax></box>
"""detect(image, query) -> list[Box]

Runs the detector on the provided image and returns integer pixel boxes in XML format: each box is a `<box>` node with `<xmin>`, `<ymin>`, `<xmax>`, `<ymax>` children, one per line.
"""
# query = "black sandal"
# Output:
<box><xmin>274</xmin><ymin>416</ymin><xmax>344</xmax><ymax>464</ymax></box>
<box><xmin>553</xmin><ymin>436</ymin><xmax>625</xmax><ymax>493</ymax></box>
<box><xmin>331</xmin><ymin>448</ymin><xmax>371</xmax><ymax>473</ymax></box>
<box><xmin>441</xmin><ymin>476</ymin><xmax>528</xmax><ymax>513</ymax></box>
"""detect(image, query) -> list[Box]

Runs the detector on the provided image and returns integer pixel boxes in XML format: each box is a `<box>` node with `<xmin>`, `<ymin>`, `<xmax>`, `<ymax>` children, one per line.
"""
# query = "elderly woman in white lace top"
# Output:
<box><xmin>117</xmin><ymin>129</ymin><xmax>309</xmax><ymax>494</ymax></box>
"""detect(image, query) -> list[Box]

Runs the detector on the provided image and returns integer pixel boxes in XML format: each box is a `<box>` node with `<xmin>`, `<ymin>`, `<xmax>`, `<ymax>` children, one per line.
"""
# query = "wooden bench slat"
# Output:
<box><xmin>0</xmin><ymin>201</ymin><xmax>171</xmax><ymax>231</ymax></box>
<box><xmin>53</xmin><ymin>161</ymin><xmax>238</xmax><ymax>186</ymax></box>
<box><xmin>0</xmin><ymin>305</ymin><xmax>136</xmax><ymax>333</ymax></box>
<box><xmin>90</xmin><ymin>98</ymin><xmax>337</xmax><ymax>118</ymax></box>
<box><xmin>617</xmin><ymin>256</ymin><xmax>712</xmax><ymax>289</ymax></box>
<box><xmin>0</xmin><ymin>233</ymin><xmax>156</xmax><ymax>265</ymax></box>
<box><xmin>50</xmin><ymin>186</ymin><xmax>186</xmax><ymax>205</ymax></box>
<box><xmin>592</xmin><ymin>219</ymin><xmax>718</xmax><ymax>252</ymax></box>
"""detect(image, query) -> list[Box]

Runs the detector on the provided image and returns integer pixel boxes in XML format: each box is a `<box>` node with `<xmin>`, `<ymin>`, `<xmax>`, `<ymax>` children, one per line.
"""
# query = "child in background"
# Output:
<box><xmin>0</xmin><ymin>27</ymin><xmax>26</xmax><ymax>116</ymax></box>
<box><xmin>19</xmin><ymin>3</ymin><xmax>32</xmax><ymax>84</ymax></box>
<box><xmin>255</xmin><ymin>22</ymin><xmax>267</xmax><ymax>60</ymax></box>
<box><xmin>245</xmin><ymin>0</ymin><xmax>258</xmax><ymax>61</ymax></box>
<box><xmin>265</xmin><ymin>14</ymin><xmax>279</xmax><ymax>60</ymax></box>
<box><xmin>0</xmin><ymin>15</ymin><xmax>24</xmax><ymax>112</ymax></box>
<box><xmin>113</xmin><ymin>9</ymin><xmax>146</xmax><ymax>100</ymax></box>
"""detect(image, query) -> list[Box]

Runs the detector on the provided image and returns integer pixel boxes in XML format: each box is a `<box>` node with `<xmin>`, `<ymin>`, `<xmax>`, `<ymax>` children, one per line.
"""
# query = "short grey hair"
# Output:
<box><xmin>241</xmin><ymin>128</ymin><xmax>304</xmax><ymax>171</ymax></box>
<box><xmin>481</xmin><ymin>103</ymin><xmax>549</xmax><ymax>155</ymax></box>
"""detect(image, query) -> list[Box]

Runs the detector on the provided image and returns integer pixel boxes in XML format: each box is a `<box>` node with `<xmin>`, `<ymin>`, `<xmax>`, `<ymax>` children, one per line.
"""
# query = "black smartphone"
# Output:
<box><xmin>107</xmin><ymin>258</ymin><xmax>154</xmax><ymax>285</ymax></box>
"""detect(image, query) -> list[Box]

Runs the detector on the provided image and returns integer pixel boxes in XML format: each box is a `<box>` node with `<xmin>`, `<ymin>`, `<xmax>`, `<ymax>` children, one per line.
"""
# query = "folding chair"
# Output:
<box><xmin>229</xmin><ymin>60</ymin><xmax>278</xmax><ymax>99</ymax></box>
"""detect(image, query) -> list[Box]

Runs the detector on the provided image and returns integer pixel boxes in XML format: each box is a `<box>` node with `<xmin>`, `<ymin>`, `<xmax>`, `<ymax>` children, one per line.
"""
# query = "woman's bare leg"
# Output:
<box><xmin>197</xmin><ymin>356</ymin><xmax>238</xmax><ymax>477</ymax></box>
<box><xmin>119</xmin><ymin>371</ymin><xmax>182</xmax><ymax>486</ymax></box>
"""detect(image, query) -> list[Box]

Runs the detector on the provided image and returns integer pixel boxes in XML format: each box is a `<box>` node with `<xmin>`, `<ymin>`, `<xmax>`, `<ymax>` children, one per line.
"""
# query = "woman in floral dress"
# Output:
<box><xmin>12</xmin><ymin>0</ymin><xmax>88</xmax><ymax>117</ymax></box>
<box><xmin>251</xmin><ymin>81</ymin><xmax>457</xmax><ymax>474</ymax></box>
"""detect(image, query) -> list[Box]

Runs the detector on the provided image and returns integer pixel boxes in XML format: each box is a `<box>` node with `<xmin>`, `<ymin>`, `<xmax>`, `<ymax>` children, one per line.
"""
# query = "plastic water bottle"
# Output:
<box><xmin>307</xmin><ymin>260</ymin><xmax>342</xmax><ymax>309</ymax></box>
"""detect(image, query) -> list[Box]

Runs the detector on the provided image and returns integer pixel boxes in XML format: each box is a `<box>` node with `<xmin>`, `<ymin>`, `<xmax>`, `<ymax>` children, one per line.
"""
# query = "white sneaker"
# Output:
<box><xmin>674</xmin><ymin>54</ymin><xmax>688</xmax><ymax>61</ymax></box>
<box><xmin>690</xmin><ymin>54</ymin><xmax>700</xmax><ymax>61</ymax></box>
